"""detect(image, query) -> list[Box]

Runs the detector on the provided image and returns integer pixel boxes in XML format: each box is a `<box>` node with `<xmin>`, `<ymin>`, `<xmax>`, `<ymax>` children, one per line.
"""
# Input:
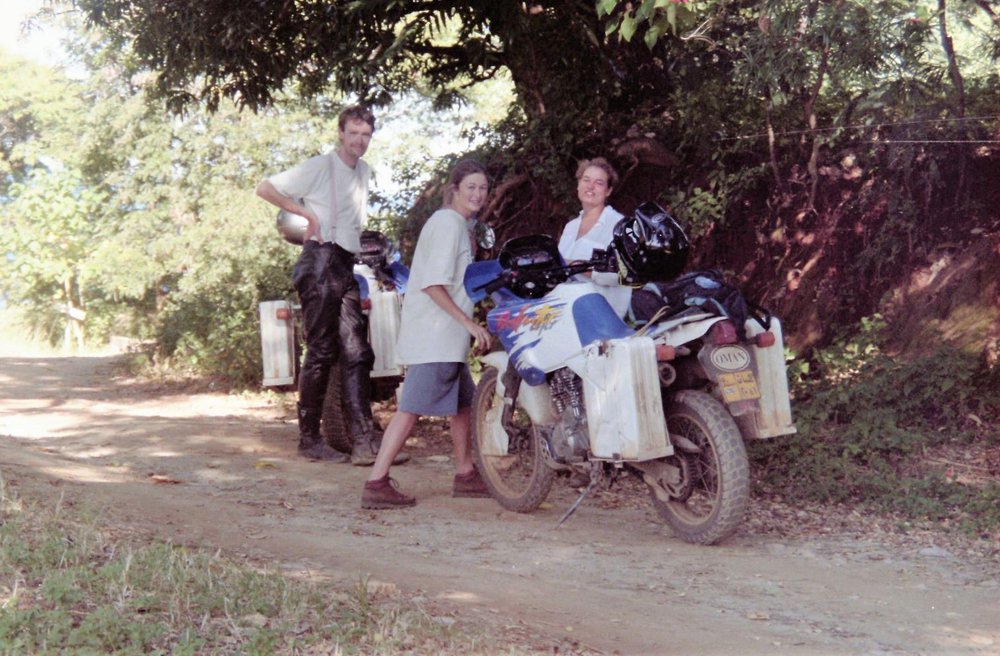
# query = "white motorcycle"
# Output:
<box><xmin>463</xmin><ymin>205</ymin><xmax>795</xmax><ymax>545</ymax></box>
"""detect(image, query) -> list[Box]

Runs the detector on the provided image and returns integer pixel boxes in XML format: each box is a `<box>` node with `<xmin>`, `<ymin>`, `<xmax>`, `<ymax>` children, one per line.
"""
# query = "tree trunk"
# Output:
<box><xmin>938</xmin><ymin>0</ymin><xmax>965</xmax><ymax>118</ymax></box>
<box><xmin>937</xmin><ymin>0</ymin><xmax>968</xmax><ymax>206</ymax></box>
<box><xmin>803</xmin><ymin>44</ymin><xmax>829</xmax><ymax>212</ymax></box>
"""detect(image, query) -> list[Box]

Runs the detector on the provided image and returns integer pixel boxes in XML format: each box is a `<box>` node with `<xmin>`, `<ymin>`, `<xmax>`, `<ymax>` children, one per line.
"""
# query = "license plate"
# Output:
<box><xmin>717</xmin><ymin>371</ymin><xmax>761</xmax><ymax>403</ymax></box>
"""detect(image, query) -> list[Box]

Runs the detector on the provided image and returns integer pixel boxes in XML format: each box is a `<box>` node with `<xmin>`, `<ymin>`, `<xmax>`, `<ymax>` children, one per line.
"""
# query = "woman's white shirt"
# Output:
<box><xmin>396</xmin><ymin>208</ymin><xmax>475</xmax><ymax>364</ymax></box>
<box><xmin>557</xmin><ymin>205</ymin><xmax>631</xmax><ymax>318</ymax></box>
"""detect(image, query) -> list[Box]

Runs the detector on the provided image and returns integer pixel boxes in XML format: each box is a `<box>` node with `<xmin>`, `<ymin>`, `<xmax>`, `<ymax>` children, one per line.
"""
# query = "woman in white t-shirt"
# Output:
<box><xmin>557</xmin><ymin>157</ymin><xmax>630</xmax><ymax>318</ymax></box>
<box><xmin>362</xmin><ymin>160</ymin><xmax>494</xmax><ymax>509</ymax></box>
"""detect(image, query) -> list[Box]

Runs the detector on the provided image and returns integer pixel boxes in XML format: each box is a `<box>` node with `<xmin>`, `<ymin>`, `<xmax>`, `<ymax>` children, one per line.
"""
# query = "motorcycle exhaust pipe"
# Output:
<box><xmin>658</xmin><ymin>362</ymin><xmax>677</xmax><ymax>387</ymax></box>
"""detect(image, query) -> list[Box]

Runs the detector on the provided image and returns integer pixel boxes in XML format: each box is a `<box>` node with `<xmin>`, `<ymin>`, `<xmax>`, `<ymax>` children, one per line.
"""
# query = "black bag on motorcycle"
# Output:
<box><xmin>627</xmin><ymin>269</ymin><xmax>768</xmax><ymax>340</ymax></box>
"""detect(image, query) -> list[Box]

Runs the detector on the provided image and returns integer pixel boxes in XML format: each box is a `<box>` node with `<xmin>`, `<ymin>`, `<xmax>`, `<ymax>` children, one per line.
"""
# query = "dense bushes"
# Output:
<box><xmin>748</xmin><ymin>317</ymin><xmax>1000</xmax><ymax>535</ymax></box>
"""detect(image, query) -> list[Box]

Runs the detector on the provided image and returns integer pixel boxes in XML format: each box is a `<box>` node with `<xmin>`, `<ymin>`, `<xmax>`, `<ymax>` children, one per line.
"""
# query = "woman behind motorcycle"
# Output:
<box><xmin>361</xmin><ymin>160</ymin><xmax>494</xmax><ymax>509</ymax></box>
<box><xmin>559</xmin><ymin>159</ymin><xmax>692</xmax><ymax>328</ymax></box>
<box><xmin>557</xmin><ymin>157</ymin><xmax>631</xmax><ymax>319</ymax></box>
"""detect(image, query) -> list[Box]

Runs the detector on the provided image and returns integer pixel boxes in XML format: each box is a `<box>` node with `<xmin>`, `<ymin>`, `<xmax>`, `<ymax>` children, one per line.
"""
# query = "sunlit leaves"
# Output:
<box><xmin>0</xmin><ymin>52</ymin><xmax>84</xmax><ymax>185</ymax></box>
<box><xmin>0</xmin><ymin>168</ymin><xmax>108</xmax><ymax>326</ymax></box>
<box><xmin>598</xmin><ymin>0</ymin><xmax>718</xmax><ymax>47</ymax></box>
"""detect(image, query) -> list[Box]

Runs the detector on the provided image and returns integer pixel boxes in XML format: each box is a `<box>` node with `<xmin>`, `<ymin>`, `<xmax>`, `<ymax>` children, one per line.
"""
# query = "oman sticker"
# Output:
<box><xmin>709</xmin><ymin>345</ymin><xmax>751</xmax><ymax>371</ymax></box>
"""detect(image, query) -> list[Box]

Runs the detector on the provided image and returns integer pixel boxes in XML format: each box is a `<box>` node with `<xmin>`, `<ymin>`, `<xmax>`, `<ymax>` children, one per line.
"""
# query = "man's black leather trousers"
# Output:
<box><xmin>292</xmin><ymin>241</ymin><xmax>376</xmax><ymax>437</ymax></box>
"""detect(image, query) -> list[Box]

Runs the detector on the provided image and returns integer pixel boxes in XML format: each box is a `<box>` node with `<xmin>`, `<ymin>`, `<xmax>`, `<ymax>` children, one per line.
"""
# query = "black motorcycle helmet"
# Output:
<box><xmin>613</xmin><ymin>201</ymin><xmax>690</xmax><ymax>285</ymax></box>
<box><xmin>357</xmin><ymin>230</ymin><xmax>393</xmax><ymax>269</ymax></box>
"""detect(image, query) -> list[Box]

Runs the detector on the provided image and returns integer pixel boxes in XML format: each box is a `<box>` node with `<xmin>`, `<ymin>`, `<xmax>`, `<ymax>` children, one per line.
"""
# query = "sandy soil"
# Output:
<box><xmin>0</xmin><ymin>346</ymin><xmax>997</xmax><ymax>655</ymax></box>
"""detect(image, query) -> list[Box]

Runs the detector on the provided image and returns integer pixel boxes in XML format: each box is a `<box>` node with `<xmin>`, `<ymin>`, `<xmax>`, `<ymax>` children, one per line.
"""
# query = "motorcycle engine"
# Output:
<box><xmin>548</xmin><ymin>368</ymin><xmax>590</xmax><ymax>462</ymax></box>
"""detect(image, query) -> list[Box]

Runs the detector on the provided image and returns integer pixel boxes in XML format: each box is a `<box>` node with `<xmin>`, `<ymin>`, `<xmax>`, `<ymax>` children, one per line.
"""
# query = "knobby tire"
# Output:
<box><xmin>650</xmin><ymin>390</ymin><xmax>750</xmax><ymax>545</ymax></box>
<box><xmin>471</xmin><ymin>367</ymin><xmax>555</xmax><ymax>513</ymax></box>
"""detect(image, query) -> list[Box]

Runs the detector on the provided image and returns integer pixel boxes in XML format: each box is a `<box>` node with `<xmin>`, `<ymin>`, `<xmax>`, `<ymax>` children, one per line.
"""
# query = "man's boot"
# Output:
<box><xmin>297</xmin><ymin>404</ymin><xmax>349</xmax><ymax>462</ymax></box>
<box><xmin>348</xmin><ymin>415</ymin><xmax>411</xmax><ymax>466</ymax></box>
<box><xmin>349</xmin><ymin>416</ymin><xmax>380</xmax><ymax>466</ymax></box>
<box><xmin>350</xmin><ymin>435</ymin><xmax>378</xmax><ymax>466</ymax></box>
<box><xmin>341</xmin><ymin>381</ymin><xmax>410</xmax><ymax>466</ymax></box>
<box><xmin>350</xmin><ymin>432</ymin><xmax>412</xmax><ymax>466</ymax></box>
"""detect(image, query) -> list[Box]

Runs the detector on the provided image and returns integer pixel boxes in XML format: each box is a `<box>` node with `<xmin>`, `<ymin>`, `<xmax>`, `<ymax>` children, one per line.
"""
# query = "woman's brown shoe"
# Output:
<box><xmin>361</xmin><ymin>476</ymin><xmax>416</xmax><ymax>509</ymax></box>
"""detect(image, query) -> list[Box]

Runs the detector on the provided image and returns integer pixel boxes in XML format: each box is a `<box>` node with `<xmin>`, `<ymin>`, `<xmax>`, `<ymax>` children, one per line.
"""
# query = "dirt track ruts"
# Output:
<box><xmin>1</xmin><ymin>349</ymin><xmax>998</xmax><ymax>655</ymax></box>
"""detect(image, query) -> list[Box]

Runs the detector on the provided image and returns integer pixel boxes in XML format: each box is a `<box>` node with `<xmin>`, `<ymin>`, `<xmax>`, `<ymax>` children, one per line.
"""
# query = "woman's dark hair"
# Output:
<box><xmin>443</xmin><ymin>159</ymin><xmax>489</xmax><ymax>204</ymax></box>
<box><xmin>575</xmin><ymin>157</ymin><xmax>619</xmax><ymax>191</ymax></box>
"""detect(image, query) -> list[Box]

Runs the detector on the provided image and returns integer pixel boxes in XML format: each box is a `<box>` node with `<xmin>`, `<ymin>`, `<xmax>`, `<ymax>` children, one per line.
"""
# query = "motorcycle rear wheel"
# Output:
<box><xmin>648</xmin><ymin>390</ymin><xmax>749</xmax><ymax>545</ymax></box>
<box><xmin>321</xmin><ymin>360</ymin><xmax>401</xmax><ymax>453</ymax></box>
<box><xmin>321</xmin><ymin>360</ymin><xmax>353</xmax><ymax>453</ymax></box>
<box><xmin>322</xmin><ymin>363</ymin><xmax>407</xmax><ymax>469</ymax></box>
<box><xmin>471</xmin><ymin>367</ymin><xmax>555</xmax><ymax>512</ymax></box>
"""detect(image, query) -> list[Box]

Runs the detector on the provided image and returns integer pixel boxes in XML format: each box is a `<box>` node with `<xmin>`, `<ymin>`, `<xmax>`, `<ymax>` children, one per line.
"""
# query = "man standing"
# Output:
<box><xmin>255</xmin><ymin>105</ymin><xmax>383</xmax><ymax>465</ymax></box>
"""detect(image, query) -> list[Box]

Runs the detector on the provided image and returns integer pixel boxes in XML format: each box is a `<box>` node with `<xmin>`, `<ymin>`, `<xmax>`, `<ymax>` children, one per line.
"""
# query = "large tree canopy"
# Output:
<box><xmin>73</xmin><ymin>1</ymin><xmax>642</xmax><ymax>119</ymax></box>
<box><xmin>58</xmin><ymin>0</ymin><xmax>1000</xmax><ymax>359</ymax></box>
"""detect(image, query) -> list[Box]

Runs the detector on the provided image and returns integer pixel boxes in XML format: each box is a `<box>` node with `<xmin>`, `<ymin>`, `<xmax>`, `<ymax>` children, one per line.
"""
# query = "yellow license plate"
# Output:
<box><xmin>718</xmin><ymin>371</ymin><xmax>760</xmax><ymax>403</ymax></box>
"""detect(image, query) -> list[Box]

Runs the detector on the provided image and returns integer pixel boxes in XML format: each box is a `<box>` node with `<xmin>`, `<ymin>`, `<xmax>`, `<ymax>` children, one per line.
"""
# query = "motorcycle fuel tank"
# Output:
<box><xmin>486</xmin><ymin>281</ymin><xmax>632</xmax><ymax>385</ymax></box>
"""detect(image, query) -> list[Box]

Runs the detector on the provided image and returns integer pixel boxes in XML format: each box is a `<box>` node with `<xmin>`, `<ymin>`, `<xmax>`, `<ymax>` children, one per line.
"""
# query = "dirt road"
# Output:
<box><xmin>0</xmin><ymin>348</ymin><xmax>997</xmax><ymax>655</ymax></box>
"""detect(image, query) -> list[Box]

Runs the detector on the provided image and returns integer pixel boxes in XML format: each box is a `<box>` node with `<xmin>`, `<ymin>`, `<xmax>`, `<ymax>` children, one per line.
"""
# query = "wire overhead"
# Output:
<box><xmin>716</xmin><ymin>114</ymin><xmax>1000</xmax><ymax>144</ymax></box>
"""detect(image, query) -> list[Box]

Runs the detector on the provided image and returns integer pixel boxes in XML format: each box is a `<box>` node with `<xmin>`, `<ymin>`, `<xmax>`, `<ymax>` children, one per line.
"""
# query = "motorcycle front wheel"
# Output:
<box><xmin>471</xmin><ymin>367</ymin><xmax>555</xmax><ymax>512</ymax></box>
<box><xmin>648</xmin><ymin>390</ymin><xmax>749</xmax><ymax>545</ymax></box>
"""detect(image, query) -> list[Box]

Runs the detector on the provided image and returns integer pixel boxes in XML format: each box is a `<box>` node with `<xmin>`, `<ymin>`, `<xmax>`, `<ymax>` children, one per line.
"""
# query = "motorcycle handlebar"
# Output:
<box><xmin>472</xmin><ymin>246</ymin><xmax>617</xmax><ymax>296</ymax></box>
<box><xmin>562</xmin><ymin>249</ymin><xmax>615</xmax><ymax>276</ymax></box>
<box><xmin>481</xmin><ymin>273</ymin><xmax>511</xmax><ymax>295</ymax></box>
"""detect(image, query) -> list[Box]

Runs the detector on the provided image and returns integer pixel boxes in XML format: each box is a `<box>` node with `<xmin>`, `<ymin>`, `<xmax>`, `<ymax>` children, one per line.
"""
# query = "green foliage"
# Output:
<box><xmin>149</xmin><ymin>183</ymin><xmax>299</xmax><ymax>384</ymax></box>
<box><xmin>9</xmin><ymin>0</ymin><xmax>999</xmax><ymax>387</ymax></box>
<box><xmin>72</xmin><ymin>0</ymin><xmax>619</xmax><ymax>122</ymax></box>
<box><xmin>666</xmin><ymin>186</ymin><xmax>725</xmax><ymax>234</ymax></box>
<box><xmin>0</xmin><ymin>52</ymin><xmax>84</xmax><ymax>187</ymax></box>
<box><xmin>0</xmin><ymin>167</ymin><xmax>109</xmax><ymax>345</ymax></box>
<box><xmin>750</xmin><ymin>317</ymin><xmax>1000</xmax><ymax>534</ymax></box>
<box><xmin>599</xmin><ymin>0</ymin><xmax>719</xmax><ymax>46</ymax></box>
<box><xmin>1</xmin><ymin>28</ymin><xmax>518</xmax><ymax>385</ymax></box>
<box><xmin>3</xmin><ymin>34</ymin><xmax>348</xmax><ymax>380</ymax></box>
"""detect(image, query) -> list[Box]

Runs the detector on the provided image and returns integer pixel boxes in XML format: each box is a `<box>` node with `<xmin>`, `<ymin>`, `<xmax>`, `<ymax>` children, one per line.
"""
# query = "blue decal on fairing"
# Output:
<box><xmin>490</xmin><ymin>300</ymin><xmax>565</xmax><ymax>334</ymax></box>
<box><xmin>355</xmin><ymin>274</ymin><xmax>370</xmax><ymax>300</ymax></box>
<box><xmin>517</xmin><ymin>367</ymin><xmax>547</xmax><ymax>387</ymax></box>
<box><xmin>573</xmin><ymin>293</ymin><xmax>633</xmax><ymax>346</ymax></box>
<box><xmin>389</xmin><ymin>261</ymin><xmax>409</xmax><ymax>294</ymax></box>
<box><xmin>487</xmin><ymin>298</ymin><xmax>566</xmax><ymax>386</ymax></box>
<box><xmin>509</xmin><ymin>339</ymin><xmax>546</xmax><ymax>386</ymax></box>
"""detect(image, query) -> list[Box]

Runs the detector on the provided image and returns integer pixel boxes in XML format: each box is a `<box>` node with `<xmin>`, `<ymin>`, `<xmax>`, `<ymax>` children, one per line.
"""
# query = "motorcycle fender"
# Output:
<box><xmin>477</xmin><ymin>352</ymin><xmax>510</xmax><ymax>457</ymax></box>
<box><xmin>652</xmin><ymin>314</ymin><xmax>727</xmax><ymax>347</ymax></box>
<box><xmin>481</xmin><ymin>350</ymin><xmax>509</xmax><ymax>373</ymax></box>
<box><xmin>481</xmin><ymin>351</ymin><xmax>558</xmax><ymax>427</ymax></box>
